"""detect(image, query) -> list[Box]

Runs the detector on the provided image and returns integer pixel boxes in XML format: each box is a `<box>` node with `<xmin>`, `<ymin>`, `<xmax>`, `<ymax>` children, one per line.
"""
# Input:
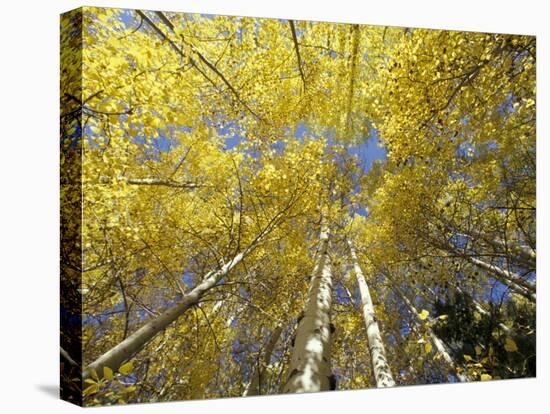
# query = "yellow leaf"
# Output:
<box><xmin>424</xmin><ymin>342</ymin><xmax>433</xmax><ymax>354</ymax></box>
<box><xmin>480</xmin><ymin>374</ymin><xmax>492</xmax><ymax>381</ymax></box>
<box><xmin>103</xmin><ymin>366</ymin><xmax>114</xmax><ymax>381</ymax></box>
<box><xmin>504</xmin><ymin>338</ymin><xmax>518</xmax><ymax>353</ymax></box>
<box><xmin>119</xmin><ymin>361</ymin><xmax>133</xmax><ymax>375</ymax></box>
<box><xmin>464</xmin><ymin>354</ymin><xmax>473</xmax><ymax>362</ymax></box>
<box><xmin>90</xmin><ymin>369</ymin><xmax>99</xmax><ymax>381</ymax></box>
<box><xmin>475</xmin><ymin>345</ymin><xmax>482</xmax><ymax>355</ymax></box>
<box><xmin>418</xmin><ymin>309</ymin><xmax>429</xmax><ymax>320</ymax></box>
<box><xmin>437</xmin><ymin>314</ymin><xmax>448</xmax><ymax>321</ymax></box>
<box><xmin>83</xmin><ymin>384</ymin><xmax>99</xmax><ymax>396</ymax></box>
<box><xmin>120</xmin><ymin>385</ymin><xmax>137</xmax><ymax>394</ymax></box>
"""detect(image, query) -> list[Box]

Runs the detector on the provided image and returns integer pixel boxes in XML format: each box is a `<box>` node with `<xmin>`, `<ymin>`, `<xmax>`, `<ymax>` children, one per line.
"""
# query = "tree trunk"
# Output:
<box><xmin>430</xmin><ymin>238</ymin><xmax>536</xmax><ymax>302</ymax></box>
<box><xmin>437</xmin><ymin>217</ymin><xmax>535</xmax><ymax>268</ymax></box>
<box><xmin>348</xmin><ymin>240</ymin><xmax>395</xmax><ymax>387</ymax></box>
<box><xmin>81</xmin><ymin>194</ymin><xmax>296</xmax><ymax>379</ymax></box>
<box><xmin>426</xmin><ymin>286</ymin><xmax>512</xmax><ymax>334</ymax></box>
<box><xmin>244</xmin><ymin>324</ymin><xmax>284</xmax><ymax>396</ymax></box>
<box><xmin>283</xmin><ymin>224</ymin><xmax>334</xmax><ymax>393</ymax></box>
<box><xmin>466</xmin><ymin>256</ymin><xmax>535</xmax><ymax>301</ymax></box>
<box><xmin>83</xmin><ymin>250</ymin><xmax>250</xmax><ymax>379</ymax></box>
<box><xmin>453</xmin><ymin>286</ymin><xmax>512</xmax><ymax>334</ymax></box>
<box><xmin>388</xmin><ymin>277</ymin><xmax>469</xmax><ymax>383</ymax></box>
<box><xmin>462</xmin><ymin>228</ymin><xmax>535</xmax><ymax>269</ymax></box>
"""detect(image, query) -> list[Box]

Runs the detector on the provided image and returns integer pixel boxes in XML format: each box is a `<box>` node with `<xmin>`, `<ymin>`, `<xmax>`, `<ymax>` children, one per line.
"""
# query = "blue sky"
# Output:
<box><xmin>222</xmin><ymin>119</ymin><xmax>387</xmax><ymax>175</ymax></box>
<box><xmin>348</xmin><ymin>128</ymin><xmax>387</xmax><ymax>173</ymax></box>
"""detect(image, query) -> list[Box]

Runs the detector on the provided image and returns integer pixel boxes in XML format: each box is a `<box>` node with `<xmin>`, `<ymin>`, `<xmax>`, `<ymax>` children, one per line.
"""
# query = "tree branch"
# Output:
<box><xmin>288</xmin><ymin>20</ymin><xmax>307</xmax><ymax>93</ymax></box>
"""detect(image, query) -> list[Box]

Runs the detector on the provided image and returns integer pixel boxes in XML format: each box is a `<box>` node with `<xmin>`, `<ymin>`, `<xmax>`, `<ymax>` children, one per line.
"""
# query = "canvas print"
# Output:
<box><xmin>60</xmin><ymin>6</ymin><xmax>536</xmax><ymax>407</ymax></box>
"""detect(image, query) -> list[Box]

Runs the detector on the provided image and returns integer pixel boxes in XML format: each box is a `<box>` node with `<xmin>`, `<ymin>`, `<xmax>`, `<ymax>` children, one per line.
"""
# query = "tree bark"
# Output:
<box><xmin>388</xmin><ymin>277</ymin><xmax>469</xmax><ymax>383</ymax></box>
<box><xmin>466</xmin><ymin>256</ymin><xmax>535</xmax><ymax>301</ymax></box>
<box><xmin>83</xmin><ymin>251</ymin><xmax>247</xmax><ymax>379</ymax></box>
<box><xmin>61</xmin><ymin>346</ymin><xmax>79</xmax><ymax>368</ymax></box>
<box><xmin>348</xmin><ymin>240</ymin><xmax>395</xmax><ymax>387</ymax></box>
<box><xmin>81</xmin><ymin>189</ymin><xmax>301</xmax><ymax>380</ymax></box>
<box><xmin>452</xmin><ymin>286</ymin><xmax>512</xmax><ymax>334</ymax></box>
<box><xmin>244</xmin><ymin>324</ymin><xmax>284</xmax><ymax>396</ymax></box>
<box><xmin>283</xmin><ymin>224</ymin><xmax>334</xmax><ymax>393</ymax></box>
<box><xmin>99</xmin><ymin>176</ymin><xmax>202</xmax><ymax>189</ymax></box>
<box><xmin>430</xmin><ymin>238</ymin><xmax>536</xmax><ymax>302</ymax></box>
<box><xmin>461</xmin><ymin>228</ymin><xmax>535</xmax><ymax>269</ymax></box>
<box><xmin>437</xmin><ymin>216</ymin><xmax>535</xmax><ymax>269</ymax></box>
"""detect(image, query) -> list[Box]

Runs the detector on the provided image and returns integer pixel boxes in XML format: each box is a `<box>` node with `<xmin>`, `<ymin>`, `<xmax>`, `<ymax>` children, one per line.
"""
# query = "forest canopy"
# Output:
<box><xmin>60</xmin><ymin>7</ymin><xmax>536</xmax><ymax>406</ymax></box>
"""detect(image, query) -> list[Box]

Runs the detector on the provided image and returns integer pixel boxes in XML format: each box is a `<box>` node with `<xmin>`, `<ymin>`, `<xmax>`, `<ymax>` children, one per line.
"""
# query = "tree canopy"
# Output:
<box><xmin>60</xmin><ymin>7</ymin><xmax>536</xmax><ymax>406</ymax></box>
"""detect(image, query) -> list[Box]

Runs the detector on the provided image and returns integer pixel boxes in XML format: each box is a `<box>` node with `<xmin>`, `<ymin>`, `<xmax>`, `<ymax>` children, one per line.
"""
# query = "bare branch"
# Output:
<box><xmin>288</xmin><ymin>20</ymin><xmax>307</xmax><ymax>93</ymax></box>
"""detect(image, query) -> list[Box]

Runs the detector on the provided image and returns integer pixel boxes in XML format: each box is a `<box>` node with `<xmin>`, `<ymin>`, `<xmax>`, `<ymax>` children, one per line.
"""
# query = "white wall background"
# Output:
<box><xmin>0</xmin><ymin>0</ymin><xmax>547</xmax><ymax>412</ymax></box>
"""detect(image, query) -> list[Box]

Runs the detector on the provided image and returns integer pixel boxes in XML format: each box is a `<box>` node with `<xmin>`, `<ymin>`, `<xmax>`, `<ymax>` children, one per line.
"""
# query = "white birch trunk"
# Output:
<box><xmin>461</xmin><ymin>229</ymin><xmax>535</xmax><ymax>268</ymax></box>
<box><xmin>467</xmin><ymin>256</ymin><xmax>536</xmax><ymax>301</ymax></box>
<box><xmin>81</xmin><ymin>206</ymin><xmax>286</xmax><ymax>380</ymax></box>
<box><xmin>499</xmin><ymin>239</ymin><xmax>535</xmax><ymax>268</ymax></box>
<box><xmin>426</xmin><ymin>286</ymin><xmax>512</xmax><ymax>334</ymax></box>
<box><xmin>243</xmin><ymin>325</ymin><xmax>284</xmax><ymax>396</ymax></box>
<box><xmin>60</xmin><ymin>346</ymin><xmax>78</xmax><ymax>368</ymax></box>
<box><xmin>83</xmin><ymin>250</ymin><xmax>248</xmax><ymax>379</ymax></box>
<box><xmin>389</xmin><ymin>279</ymin><xmax>469</xmax><ymax>382</ymax></box>
<box><xmin>452</xmin><ymin>286</ymin><xmax>512</xmax><ymax>334</ymax></box>
<box><xmin>283</xmin><ymin>225</ymin><xmax>334</xmax><ymax>393</ymax></box>
<box><xmin>348</xmin><ymin>240</ymin><xmax>395</xmax><ymax>387</ymax></box>
<box><xmin>438</xmin><ymin>216</ymin><xmax>536</xmax><ymax>268</ymax></box>
<box><xmin>431</xmin><ymin>239</ymin><xmax>536</xmax><ymax>302</ymax></box>
<box><xmin>226</xmin><ymin>303</ymin><xmax>246</xmax><ymax>328</ymax></box>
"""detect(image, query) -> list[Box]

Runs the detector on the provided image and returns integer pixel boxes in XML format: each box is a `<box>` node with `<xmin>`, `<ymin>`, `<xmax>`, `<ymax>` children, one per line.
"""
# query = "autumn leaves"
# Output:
<box><xmin>61</xmin><ymin>7</ymin><xmax>535</xmax><ymax>406</ymax></box>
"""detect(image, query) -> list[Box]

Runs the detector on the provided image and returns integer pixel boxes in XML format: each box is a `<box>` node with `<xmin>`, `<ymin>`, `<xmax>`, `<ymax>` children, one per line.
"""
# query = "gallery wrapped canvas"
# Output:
<box><xmin>60</xmin><ymin>6</ymin><xmax>536</xmax><ymax>407</ymax></box>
